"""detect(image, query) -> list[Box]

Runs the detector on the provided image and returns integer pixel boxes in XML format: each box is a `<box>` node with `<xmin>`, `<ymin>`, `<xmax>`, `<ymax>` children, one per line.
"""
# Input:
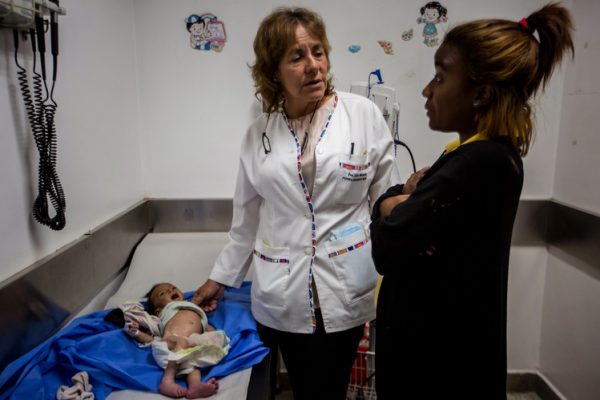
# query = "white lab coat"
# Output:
<box><xmin>210</xmin><ymin>92</ymin><xmax>395</xmax><ymax>333</ymax></box>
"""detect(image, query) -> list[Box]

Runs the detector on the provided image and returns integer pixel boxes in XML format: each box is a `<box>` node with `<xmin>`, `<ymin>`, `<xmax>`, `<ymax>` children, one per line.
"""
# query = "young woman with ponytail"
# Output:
<box><xmin>370</xmin><ymin>3</ymin><xmax>574</xmax><ymax>398</ymax></box>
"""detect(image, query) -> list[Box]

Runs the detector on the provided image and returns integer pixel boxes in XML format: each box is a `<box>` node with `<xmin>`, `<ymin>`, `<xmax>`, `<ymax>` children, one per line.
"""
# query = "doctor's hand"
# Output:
<box><xmin>192</xmin><ymin>279</ymin><xmax>225</xmax><ymax>313</ymax></box>
<box><xmin>379</xmin><ymin>194</ymin><xmax>410</xmax><ymax>218</ymax></box>
<box><xmin>403</xmin><ymin>167</ymin><xmax>430</xmax><ymax>194</ymax></box>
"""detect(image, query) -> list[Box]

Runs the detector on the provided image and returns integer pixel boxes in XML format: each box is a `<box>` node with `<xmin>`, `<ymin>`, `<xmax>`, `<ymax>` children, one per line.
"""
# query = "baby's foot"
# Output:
<box><xmin>159</xmin><ymin>380</ymin><xmax>188</xmax><ymax>398</ymax></box>
<box><xmin>186</xmin><ymin>377</ymin><xmax>219</xmax><ymax>398</ymax></box>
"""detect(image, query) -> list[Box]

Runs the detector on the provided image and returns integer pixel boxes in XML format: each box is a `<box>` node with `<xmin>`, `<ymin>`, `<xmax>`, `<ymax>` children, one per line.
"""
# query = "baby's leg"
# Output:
<box><xmin>185</xmin><ymin>369</ymin><xmax>219</xmax><ymax>399</ymax></box>
<box><xmin>159</xmin><ymin>361</ymin><xmax>188</xmax><ymax>398</ymax></box>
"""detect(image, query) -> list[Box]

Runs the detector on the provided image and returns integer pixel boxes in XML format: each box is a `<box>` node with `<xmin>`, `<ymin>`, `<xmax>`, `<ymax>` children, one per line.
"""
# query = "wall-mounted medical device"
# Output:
<box><xmin>350</xmin><ymin>69</ymin><xmax>416</xmax><ymax>173</ymax></box>
<box><xmin>2</xmin><ymin>0</ymin><xmax>68</xmax><ymax>230</ymax></box>
<box><xmin>0</xmin><ymin>0</ymin><xmax>65</xmax><ymax>28</ymax></box>
<box><xmin>350</xmin><ymin>69</ymin><xmax>398</xmax><ymax>130</ymax></box>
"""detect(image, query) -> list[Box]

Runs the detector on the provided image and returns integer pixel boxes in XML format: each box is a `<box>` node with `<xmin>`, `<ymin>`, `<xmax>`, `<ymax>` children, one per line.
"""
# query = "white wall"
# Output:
<box><xmin>132</xmin><ymin>0</ymin><xmax>259</xmax><ymax>198</ymax></box>
<box><xmin>539</xmin><ymin>0</ymin><xmax>600</xmax><ymax>399</ymax></box>
<box><xmin>507</xmin><ymin>247</ymin><xmax>548</xmax><ymax>370</ymax></box>
<box><xmin>0</xmin><ymin>0</ymin><xmax>143</xmax><ymax>283</ymax></box>
<box><xmin>540</xmin><ymin>250</ymin><xmax>600</xmax><ymax>400</ymax></box>
<box><xmin>136</xmin><ymin>0</ymin><xmax>560</xmax><ymax>199</ymax></box>
<box><xmin>553</xmin><ymin>0</ymin><xmax>600</xmax><ymax>215</ymax></box>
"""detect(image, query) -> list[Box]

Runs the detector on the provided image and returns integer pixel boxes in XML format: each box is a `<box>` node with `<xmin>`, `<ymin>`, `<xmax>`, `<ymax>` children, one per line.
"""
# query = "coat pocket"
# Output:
<box><xmin>336</xmin><ymin>153</ymin><xmax>372</xmax><ymax>204</ymax></box>
<box><xmin>325</xmin><ymin>224</ymin><xmax>378</xmax><ymax>305</ymax></box>
<box><xmin>251</xmin><ymin>240</ymin><xmax>290</xmax><ymax>309</ymax></box>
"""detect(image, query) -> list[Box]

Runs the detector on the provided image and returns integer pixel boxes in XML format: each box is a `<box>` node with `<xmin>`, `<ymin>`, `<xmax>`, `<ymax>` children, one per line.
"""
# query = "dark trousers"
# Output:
<box><xmin>258</xmin><ymin>309</ymin><xmax>363</xmax><ymax>400</ymax></box>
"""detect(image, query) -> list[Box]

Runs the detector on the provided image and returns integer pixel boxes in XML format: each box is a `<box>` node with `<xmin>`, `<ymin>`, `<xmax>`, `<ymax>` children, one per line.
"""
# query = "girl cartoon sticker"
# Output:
<box><xmin>186</xmin><ymin>14</ymin><xmax>227</xmax><ymax>52</ymax></box>
<box><xmin>417</xmin><ymin>2</ymin><xmax>448</xmax><ymax>47</ymax></box>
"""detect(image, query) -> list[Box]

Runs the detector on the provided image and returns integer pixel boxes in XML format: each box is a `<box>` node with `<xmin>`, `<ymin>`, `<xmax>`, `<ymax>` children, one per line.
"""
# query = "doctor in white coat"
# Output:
<box><xmin>193</xmin><ymin>7</ymin><xmax>394</xmax><ymax>400</ymax></box>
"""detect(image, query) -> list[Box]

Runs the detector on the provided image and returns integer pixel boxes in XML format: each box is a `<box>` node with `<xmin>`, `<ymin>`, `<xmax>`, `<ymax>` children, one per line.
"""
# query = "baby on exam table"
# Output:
<box><xmin>126</xmin><ymin>282</ymin><xmax>230</xmax><ymax>399</ymax></box>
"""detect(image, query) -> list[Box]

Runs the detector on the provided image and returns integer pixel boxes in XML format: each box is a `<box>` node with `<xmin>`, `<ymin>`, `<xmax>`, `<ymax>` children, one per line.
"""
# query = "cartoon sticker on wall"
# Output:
<box><xmin>417</xmin><ymin>2</ymin><xmax>447</xmax><ymax>47</ymax></box>
<box><xmin>377</xmin><ymin>40</ymin><xmax>394</xmax><ymax>55</ymax></box>
<box><xmin>402</xmin><ymin>29</ymin><xmax>414</xmax><ymax>41</ymax></box>
<box><xmin>186</xmin><ymin>14</ymin><xmax>227</xmax><ymax>52</ymax></box>
<box><xmin>348</xmin><ymin>45</ymin><xmax>361</xmax><ymax>53</ymax></box>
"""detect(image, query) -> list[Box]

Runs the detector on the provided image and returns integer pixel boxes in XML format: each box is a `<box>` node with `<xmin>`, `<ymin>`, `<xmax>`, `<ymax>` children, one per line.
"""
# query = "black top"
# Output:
<box><xmin>370</xmin><ymin>139</ymin><xmax>523</xmax><ymax>399</ymax></box>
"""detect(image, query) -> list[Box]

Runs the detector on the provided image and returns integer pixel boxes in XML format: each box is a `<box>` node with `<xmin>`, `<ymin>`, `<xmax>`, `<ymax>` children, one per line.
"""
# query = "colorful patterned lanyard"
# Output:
<box><xmin>282</xmin><ymin>94</ymin><xmax>338</xmax><ymax>331</ymax></box>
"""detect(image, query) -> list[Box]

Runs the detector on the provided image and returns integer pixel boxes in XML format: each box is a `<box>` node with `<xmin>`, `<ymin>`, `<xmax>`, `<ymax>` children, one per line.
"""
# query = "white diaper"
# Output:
<box><xmin>151</xmin><ymin>330</ymin><xmax>230</xmax><ymax>376</ymax></box>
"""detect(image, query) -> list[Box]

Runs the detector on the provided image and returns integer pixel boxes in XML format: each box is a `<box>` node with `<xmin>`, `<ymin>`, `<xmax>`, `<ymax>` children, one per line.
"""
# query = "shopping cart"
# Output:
<box><xmin>347</xmin><ymin>321</ymin><xmax>376</xmax><ymax>399</ymax></box>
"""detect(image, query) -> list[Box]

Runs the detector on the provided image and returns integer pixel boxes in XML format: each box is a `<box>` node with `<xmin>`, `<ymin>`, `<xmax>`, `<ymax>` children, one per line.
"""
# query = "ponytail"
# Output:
<box><xmin>525</xmin><ymin>2</ymin><xmax>575</xmax><ymax>96</ymax></box>
<box><xmin>442</xmin><ymin>2</ymin><xmax>574</xmax><ymax>156</ymax></box>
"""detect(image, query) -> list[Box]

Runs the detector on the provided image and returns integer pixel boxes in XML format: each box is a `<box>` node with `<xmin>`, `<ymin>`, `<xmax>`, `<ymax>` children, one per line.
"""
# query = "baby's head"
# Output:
<box><xmin>145</xmin><ymin>282</ymin><xmax>185</xmax><ymax>315</ymax></box>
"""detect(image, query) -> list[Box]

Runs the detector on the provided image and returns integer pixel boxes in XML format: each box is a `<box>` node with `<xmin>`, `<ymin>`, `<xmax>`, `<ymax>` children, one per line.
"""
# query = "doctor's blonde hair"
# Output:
<box><xmin>250</xmin><ymin>7</ymin><xmax>335</xmax><ymax>113</ymax></box>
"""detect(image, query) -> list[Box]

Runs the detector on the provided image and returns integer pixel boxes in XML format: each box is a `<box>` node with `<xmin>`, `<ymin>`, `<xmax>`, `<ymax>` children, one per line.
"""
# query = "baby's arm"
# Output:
<box><xmin>127</xmin><ymin>320</ymin><xmax>155</xmax><ymax>344</ymax></box>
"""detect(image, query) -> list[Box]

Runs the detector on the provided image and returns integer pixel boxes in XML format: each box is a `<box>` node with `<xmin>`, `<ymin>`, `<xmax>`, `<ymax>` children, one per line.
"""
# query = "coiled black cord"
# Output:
<box><xmin>14</xmin><ymin>28</ymin><xmax>66</xmax><ymax>230</ymax></box>
<box><xmin>35</xmin><ymin>76</ymin><xmax>65</xmax><ymax>231</ymax></box>
<box><xmin>14</xmin><ymin>31</ymin><xmax>35</xmax><ymax>128</ymax></box>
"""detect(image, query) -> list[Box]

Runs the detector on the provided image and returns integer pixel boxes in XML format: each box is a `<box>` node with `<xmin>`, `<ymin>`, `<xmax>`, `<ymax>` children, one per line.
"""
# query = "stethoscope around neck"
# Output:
<box><xmin>261</xmin><ymin>113</ymin><xmax>272</xmax><ymax>154</ymax></box>
<box><xmin>261</xmin><ymin>99</ymin><xmax>321</xmax><ymax>155</ymax></box>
